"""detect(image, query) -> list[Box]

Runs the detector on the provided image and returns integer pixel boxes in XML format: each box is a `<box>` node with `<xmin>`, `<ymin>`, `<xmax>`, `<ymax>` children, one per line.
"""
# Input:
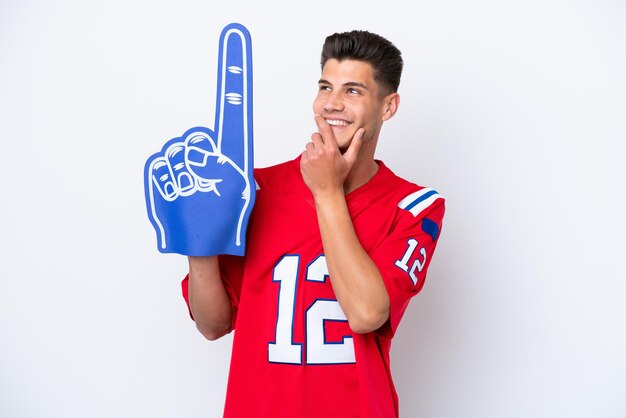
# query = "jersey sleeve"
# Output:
<box><xmin>370</xmin><ymin>189</ymin><xmax>445</xmax><ymax>339</ymax></box>
<box><xmin>180</xmin><ymin>254</ymin><xmax>245</xmax><ymax>330</ymax></box>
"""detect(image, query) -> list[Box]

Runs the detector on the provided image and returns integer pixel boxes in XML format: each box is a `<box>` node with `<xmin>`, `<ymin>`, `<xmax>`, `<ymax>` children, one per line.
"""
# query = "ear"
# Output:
<box><xmin>381</xmin><ymin>93</ymin><xmax>400</xmax><ymax>121</ymax></box>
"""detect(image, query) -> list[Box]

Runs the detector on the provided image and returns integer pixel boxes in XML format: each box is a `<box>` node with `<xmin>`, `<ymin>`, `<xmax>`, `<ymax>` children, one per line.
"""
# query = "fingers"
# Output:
<box><xmin>184</xmin><ymin>130</ymin><xmax>231</xmax><ymax>193</ymax></box>
<box><xmin>342</xmin><ymin>128</ymin><xmax>365</xmax><ymax>166</ymax></box>
<box><xmin>305</xmin><ymin>139</ymin><xmax>317</xmax><ymax>153</ymax></box>
<box><xmin>150</xmin><ymin>140</ymin><xmax>199</xmax><ymax>201</ymax></box>
<box><xmin>311</xmin><ymin>114</ymin><xmax>363</xmax><ymax>162</ymax></box>
<box><xmin>147</xmin><ymin>130</ymin><xmax>215</xmax><ymax>202</ymax></box>
<box><xmin>214</xmin><ymin>23</ymin><xmax>253</xmax><ymax>174</ymax></box>
<box><xmin>301</xmin><ymin>132</ymin><xmax>325</xmax><ymax>165</ymax></box>
<box><xmin>313</xmin><ymin>114</ymin><xmax>335</xmax><ymax>148</ymax></box>
<box><xmin>149</xmin><ymin>157</ymin><xmax>177</xmax><ymax>201</ymax></box>
<box><xmin>310</xmin><ymin>131</ymin><xmax>324</xmax><ymax>150</ymax></box>
<box><xmin>186</xmin><ymin>131</ymin><xmax>218</xmax><ymax>169</ymax></box>
<box><xmin>167</xmin><ymin>144</ymin><xmax>195</xmax><ymax>196</ymax></box>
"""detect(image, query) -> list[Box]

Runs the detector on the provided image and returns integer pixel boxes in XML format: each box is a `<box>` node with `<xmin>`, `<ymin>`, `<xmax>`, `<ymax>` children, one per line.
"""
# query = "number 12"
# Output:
<box><xmin>268</xmin><ymin>255</ymin><xmax>356</xmax><ymax>365</ymax></box>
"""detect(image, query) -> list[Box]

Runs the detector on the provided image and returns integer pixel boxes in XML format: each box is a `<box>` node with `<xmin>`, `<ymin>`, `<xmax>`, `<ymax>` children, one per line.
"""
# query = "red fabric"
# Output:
<box><xmin>181</xmin><ymin>157</ymin><xmax>445</xmax><ymax>418</ymax></box>
<box><xmin>181</xmin><ymin>275</ymin><xmax>192</xmax><ymax>319</ymax></box>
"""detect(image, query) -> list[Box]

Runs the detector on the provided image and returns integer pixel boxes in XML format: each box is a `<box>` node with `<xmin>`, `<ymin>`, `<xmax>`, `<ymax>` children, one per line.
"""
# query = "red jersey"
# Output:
<box><xmin>182</xmin><ymin>157</ymin><xmax>445</xmax><ymax>418</ymax></box>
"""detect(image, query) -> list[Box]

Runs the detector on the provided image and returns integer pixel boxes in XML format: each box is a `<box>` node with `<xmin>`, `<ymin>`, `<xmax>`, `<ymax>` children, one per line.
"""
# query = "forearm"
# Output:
<box><xmin>314</xmin><ymin>190</ymin><xmax>390</xmax><ymax>334</ymax></box>
<box><xmin>187</xmin><ymin>256</ymin><xmax>233</xmax><ymax>340</ymax></box>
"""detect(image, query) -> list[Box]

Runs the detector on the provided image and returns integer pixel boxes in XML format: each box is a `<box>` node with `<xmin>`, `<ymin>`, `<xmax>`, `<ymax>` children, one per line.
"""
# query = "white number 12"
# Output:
<box><xmin>394</xmin><ymin>238</ymin><xmax>427</xmax><ymax>285</ymax></box>
<box><xmin>268</xmin><ymin>255</ymin><xmax>356</xmax><ymax>365</ymax></box>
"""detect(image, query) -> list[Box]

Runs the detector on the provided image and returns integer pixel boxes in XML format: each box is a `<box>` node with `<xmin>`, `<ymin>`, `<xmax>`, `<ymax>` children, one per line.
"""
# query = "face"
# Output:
<box><xmin>313</xmin><ymin>59</ymin><xmax>396</xmax><ymax>153</ymax></box>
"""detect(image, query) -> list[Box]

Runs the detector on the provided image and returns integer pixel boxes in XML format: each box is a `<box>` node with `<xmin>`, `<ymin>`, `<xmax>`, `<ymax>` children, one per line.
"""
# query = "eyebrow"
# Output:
<box><xmin>318</xmin><ymin>79</ymin><xmax>370</xmax><ymax>90</ymax></box>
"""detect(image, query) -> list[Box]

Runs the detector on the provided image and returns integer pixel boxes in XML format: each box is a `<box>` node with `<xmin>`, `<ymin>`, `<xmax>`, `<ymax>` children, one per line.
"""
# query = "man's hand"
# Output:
<box><xmin>300</xmin><ymin>115</ymin><xmax>388</xmax><ymax>334</ymax></box>
<box><xmin>144</xmin><ymin>23</ymin><xmax>255</xmax><ymax>256</ymax></box>
<box><xmin>300</xmin><ymin>114</ymin><xmax>364</xmax><ymax>196</ymax></box>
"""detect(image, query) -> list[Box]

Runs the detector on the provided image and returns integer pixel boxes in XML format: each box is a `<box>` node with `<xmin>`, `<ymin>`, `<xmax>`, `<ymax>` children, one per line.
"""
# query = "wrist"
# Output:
<box><xmin>312</xmin><ymin>186</ymin><xmax>345</xmax><ymax>204</ymax></box>
<box><xmin>313</xmin><ymin>189</ymin><xmax>350</xmax><ymax>224</ymax></box>
<box><xmin>188</xmin><ymin>255</ymin><xmax>218</xmax><ymax>274</ymax></box>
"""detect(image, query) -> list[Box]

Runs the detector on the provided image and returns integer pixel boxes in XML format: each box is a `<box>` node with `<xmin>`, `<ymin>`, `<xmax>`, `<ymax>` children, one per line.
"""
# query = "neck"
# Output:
<box><xmin>343</xmin><ymin>158</ymin><xmax>379</xmax><ymax>194</ymax></box>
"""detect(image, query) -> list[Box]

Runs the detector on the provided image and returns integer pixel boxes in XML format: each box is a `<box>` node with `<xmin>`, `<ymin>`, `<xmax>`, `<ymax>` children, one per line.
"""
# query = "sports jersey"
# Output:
<box><xmin>182</xmin><ymin>156</ymin><xmax>445</xmax><ymax>418</ymax></box>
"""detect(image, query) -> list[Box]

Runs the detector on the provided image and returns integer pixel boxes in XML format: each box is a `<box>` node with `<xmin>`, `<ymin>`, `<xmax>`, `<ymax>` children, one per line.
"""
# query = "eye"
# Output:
<box><xmin>319</xmin><ymin>85</ymin><xmax>331</xmax><ymax>92</ymax></box>
<box><xmin>347</xmin><ymin>87</ymin><xmax>360</xmax><ymax>95</ymax></box>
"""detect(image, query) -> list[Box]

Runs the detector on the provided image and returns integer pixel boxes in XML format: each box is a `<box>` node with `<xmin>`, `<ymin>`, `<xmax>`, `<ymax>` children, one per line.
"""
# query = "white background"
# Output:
<box><xmin>1</xmin><ymin>0</ymin><xmax>625</xmax><ymax>417</ymax></box>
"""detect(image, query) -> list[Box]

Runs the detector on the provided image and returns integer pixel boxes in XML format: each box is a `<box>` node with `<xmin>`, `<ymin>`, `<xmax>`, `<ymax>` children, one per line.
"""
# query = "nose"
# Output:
<box><xmin>323</xmin><ymin>91</ymin><xmax>344</xmax><ymax>112</ymax></box>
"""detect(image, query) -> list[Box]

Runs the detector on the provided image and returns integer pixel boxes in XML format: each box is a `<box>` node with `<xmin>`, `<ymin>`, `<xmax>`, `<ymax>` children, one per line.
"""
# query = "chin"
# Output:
<box><xmin>337</xmin><ymin>140</ymin><xmax>351</xmax><ymax>154</ymax></box>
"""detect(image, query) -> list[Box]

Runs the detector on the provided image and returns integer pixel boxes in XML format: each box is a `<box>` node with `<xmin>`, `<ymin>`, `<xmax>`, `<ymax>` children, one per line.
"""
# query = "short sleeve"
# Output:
<box><xmin>370</xmin><ymin>191</ymin><xmax>445</xmax><ymax>338</ymax></box>
<box><xmin>180</xmin><ymin>254</ymin><xmax>246</xmax><ymax>329</ymax></box>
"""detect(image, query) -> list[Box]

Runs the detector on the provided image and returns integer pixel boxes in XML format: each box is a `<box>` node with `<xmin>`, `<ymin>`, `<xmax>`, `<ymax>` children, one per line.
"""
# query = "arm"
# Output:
<box><xmin>313</xmin><ymin>191</ymin><xmax>390</xmax><ymax>334</ymax></box>
<box><xmin>187</xmin><ymin>256</ymin><xmax>233</xmax><ymax>340</ymax></box>
<box><xmin>300</xmin><ymin>115</ymin><xmax>389</xmax><ymax>334</ymax></box>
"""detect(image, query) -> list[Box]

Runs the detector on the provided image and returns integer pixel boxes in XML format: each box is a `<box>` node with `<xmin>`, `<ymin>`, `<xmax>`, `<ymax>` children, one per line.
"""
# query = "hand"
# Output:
<box><xmin>300</xmin><ymin>114</ymin><xmax>364</xmax><ymax>196</ymax></box>
<box><xmin>144</xmin><ymin>23</ymin><xmax>255</xmax><ymax>256</ymax></box>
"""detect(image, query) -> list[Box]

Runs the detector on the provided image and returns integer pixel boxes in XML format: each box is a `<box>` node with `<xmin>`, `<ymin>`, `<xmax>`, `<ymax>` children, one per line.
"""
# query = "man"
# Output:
<box><xmin>183</xmin><ymin>30</ymin><xmax>445</xmax><ymax>418</ymax></box>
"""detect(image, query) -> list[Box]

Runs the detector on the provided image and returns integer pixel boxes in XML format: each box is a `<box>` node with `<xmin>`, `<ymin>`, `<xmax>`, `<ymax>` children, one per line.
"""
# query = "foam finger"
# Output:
<box><xmin>214</xmin><ymin>23</ymin><xmax>253</xmax><ymax>173</ymax></box>
<box><xmin>149</xmin><ymin>156</ymin><xmax>177</xmax><ymax>201</ymax></box>
<box><xmin>166</xmin><ymin>143</ymin><xmax>195</xmax><ymax>196</ymax></box>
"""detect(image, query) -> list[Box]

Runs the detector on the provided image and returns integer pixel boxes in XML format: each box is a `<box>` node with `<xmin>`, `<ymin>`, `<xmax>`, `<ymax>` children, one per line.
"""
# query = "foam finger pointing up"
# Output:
<box><xmin>214</xmin><ymin>23</ymin><xmax>253</xmax><ymax>173</ymax></box>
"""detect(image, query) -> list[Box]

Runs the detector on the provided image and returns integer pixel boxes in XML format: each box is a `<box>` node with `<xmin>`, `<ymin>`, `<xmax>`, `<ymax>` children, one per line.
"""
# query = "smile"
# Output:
<box><xmin>326</xmin><ymin>119</ymin><xmax>350</xmax><ymax>127</ymax></box>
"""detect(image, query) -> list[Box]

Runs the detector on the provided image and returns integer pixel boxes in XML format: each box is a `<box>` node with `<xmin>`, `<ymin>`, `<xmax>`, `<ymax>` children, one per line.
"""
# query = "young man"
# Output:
<box><xmin>183</xmin><ymin>30</ymin><xmax>445</xmax><ymax>418</ymax></box>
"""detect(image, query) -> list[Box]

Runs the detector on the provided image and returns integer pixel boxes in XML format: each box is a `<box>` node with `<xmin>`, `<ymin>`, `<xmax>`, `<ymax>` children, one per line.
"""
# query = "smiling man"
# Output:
<box><xmin>184</xmin><ymin>30</ymin><xmax>446</xmax><ymax>418</ymax></box>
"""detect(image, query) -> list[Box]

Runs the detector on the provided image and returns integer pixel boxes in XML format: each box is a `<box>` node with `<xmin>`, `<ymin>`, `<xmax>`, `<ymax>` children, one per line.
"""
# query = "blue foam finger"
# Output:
<box><xmin>144</xmin><ymin>23</ymin><xmax>255</xmax><ymax>256</ymax></box>
<box><xmin>216</xmin><ymin>24</ymin><xmax>253</xmax><ymax>171</ymax></box>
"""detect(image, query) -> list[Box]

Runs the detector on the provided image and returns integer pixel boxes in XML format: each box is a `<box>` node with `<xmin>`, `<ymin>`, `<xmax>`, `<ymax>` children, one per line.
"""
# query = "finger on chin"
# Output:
<box><xmin>313</xmin><ymin>114</ymin><xmax>336</xmax><ymax>147</ymax></box>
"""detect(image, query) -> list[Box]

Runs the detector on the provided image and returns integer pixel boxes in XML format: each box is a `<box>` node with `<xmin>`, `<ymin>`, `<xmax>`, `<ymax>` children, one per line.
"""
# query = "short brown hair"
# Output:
<box><xmin>321</xmin><ymin>30</ymin><xmax>403</xmax><ymax>95</ymax></box>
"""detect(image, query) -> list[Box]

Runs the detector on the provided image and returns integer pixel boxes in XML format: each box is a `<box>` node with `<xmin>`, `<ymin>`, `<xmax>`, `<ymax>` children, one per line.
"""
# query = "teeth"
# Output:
<box><xmin>326</xmin><ymin>119</ymin><xmax>349</xmax><ymax>127</ymax></box>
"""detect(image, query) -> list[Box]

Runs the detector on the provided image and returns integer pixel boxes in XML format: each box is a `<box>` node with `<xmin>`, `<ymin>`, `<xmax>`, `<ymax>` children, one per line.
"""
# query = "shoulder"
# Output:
<box><xmin>377</xmin><ymin>161</ymin><xmax>446</xmax><ymax>239</ymax></box>
<box><xmin>253</xmin><ymin>157</ymin><xmax>300</xmax><ymax>190</ymax></box>
<box><xmin>397</xmin><ymin>185</ymin><xmax>445</xmax><ymax>219</ymax></box>
<box><xmin>377</xmin><ymin>161</ymin><xmax>446</xmax><ymax>211</ymax></box>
